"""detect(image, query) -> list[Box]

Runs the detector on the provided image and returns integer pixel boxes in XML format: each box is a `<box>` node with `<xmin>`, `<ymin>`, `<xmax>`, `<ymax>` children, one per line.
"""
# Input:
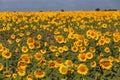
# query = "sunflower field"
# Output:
<box><xmin>0</xmin><ymin>11</ymin><xmax>120</xmax><ymax>80</ymax></box>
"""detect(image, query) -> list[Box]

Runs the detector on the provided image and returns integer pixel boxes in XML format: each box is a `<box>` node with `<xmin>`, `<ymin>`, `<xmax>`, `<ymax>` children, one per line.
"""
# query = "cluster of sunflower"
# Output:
<box><xmin>0</xmin><ymin>11</ymin><xmax>120</xmax><ymax>80</ymax></box>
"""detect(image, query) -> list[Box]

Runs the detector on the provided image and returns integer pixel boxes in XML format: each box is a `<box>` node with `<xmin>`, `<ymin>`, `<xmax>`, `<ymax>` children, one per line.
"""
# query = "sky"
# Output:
<box><xmin>0</xmin><ymin>0</ymin><xmax>120</xmax><ymax>11</ymax></box>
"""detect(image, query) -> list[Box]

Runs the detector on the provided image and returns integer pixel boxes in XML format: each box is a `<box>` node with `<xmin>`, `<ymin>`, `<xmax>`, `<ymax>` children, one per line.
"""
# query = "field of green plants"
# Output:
<box><xmin>0</xmin><ymin>11</ymin><xmax>120</xmax><ymax>80</ymax></box>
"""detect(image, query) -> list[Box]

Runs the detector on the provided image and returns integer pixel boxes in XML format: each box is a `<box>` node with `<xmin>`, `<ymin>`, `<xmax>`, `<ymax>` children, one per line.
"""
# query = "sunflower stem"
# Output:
<box><xmin>82</xmin><ymin>75</ymin><xmax>85</xmax><ymax>80</ymax></box>
<box><xmin>6</xmin><ymin>59</ymin><xmax>8</xmax><ymax>71</ymax></box>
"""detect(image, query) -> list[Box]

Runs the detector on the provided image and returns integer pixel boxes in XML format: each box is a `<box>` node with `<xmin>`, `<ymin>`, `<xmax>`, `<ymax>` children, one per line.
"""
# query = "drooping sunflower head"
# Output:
<box><xmin>99</xmin><ymin>58</ymin><xmax>113</xmax><ymax>70</ymax></box>
<box><xmin>59</xmin><ymin>65</ymin><xmax>68</xmax><ymax>75</ymax></box>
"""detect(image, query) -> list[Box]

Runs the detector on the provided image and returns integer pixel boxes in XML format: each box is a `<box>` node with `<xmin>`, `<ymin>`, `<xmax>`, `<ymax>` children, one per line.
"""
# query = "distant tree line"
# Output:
<box><xmin>95</xmin><ymin>8</ymin><xmax>118</xmax><ymax>11</ymax></box>
<box><xmin>38</xmin><ymin>8</ymin><xmax>118</xmax><ymax>12</ymax></box>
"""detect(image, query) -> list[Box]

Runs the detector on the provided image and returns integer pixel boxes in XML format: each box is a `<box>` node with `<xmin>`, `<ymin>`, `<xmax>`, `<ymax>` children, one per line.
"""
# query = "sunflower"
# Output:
<box><xmin>59</xmin><ymin>65</ymin><xmax>68</xmax><ymax>75</ymax></box>
<box><xmin>108</xmin><ymin>56</ymin><xmax>114</xmax><ymax>62</ymax></box>
<box><xmin>98</xmin><ymin>38</ymin><xmax>105</xmax><ymax>46</ymax></box>
<box><xmin>10</xmin><ymin>34</ymin><xmax>16</xmax><ymax>39</ymax></box>
<box><xmin>77</xmin><ymin>64</ymin><xmax>88</xmax><ymax>75</ymax></box>
<box><xmin>75</xmin><ymin>40</ymin><xmax>82</xmax><ymax>47</ymax></box>
<box><xmin>0</xmin><ymin>63</ymin><xmax>4</xmax><ymax>71</ymax></box>
<box><xmin>63</xmin><ymin>45</ymin><xmax>69</xmax><ymax>51</ymax></box>
<box><xmin>58</xmin><ymin>47</ymin><xmax>64</xmax><ymax>53</ymax></box>
<box><xmin>26</xmin><ymin>31</ymin><xmax>31</xmax><ymax>36</ymax></box>
<box><xmin>55</xmin><ymin>52</ymin><xmax>60</xmax><ymax>57</ymax></box>
<box><xmin>34</xmin><ymin>41</ymin><xmax>41</xmax><ymax>48</ymax></box>
<box><xmin>86</xmin><ymin>52</ymin><xmax>93</xmax><ymax>59</ymax></box>
<box><xmin>67</xmin><ymin>68</ymin><xmax>74</xmax><ymax>74</ymax></box>
<box><xmin>7</xmin><ymin>39</ymin><xmax>13</xmax><ymax>45</ymax></box>
<box><xmin>18</xmin><ymin>33</ymin><xmax>24</xmax><ymax>37</ymax></box>
<box><xmin>54</xmin><ymin>35</ymin><xmax>64</xmax><ymax>44</ymax></box>
<box><xmin>21</xmin><ymin>46</ymin><xmax>28</xmax><ymax>53</ymax></box>
<box><xmin>37</xmin><ymin>60</ymin><xmax>46</xmax><ymax>66</ymax></box>
<box><xmin>102</xmin><ymin>24</ymin><xmax>107</xmax><ymax>28</ymax></box>
<box><xmin>78</xmin><ymin>53</ymin><xmax>86</xmax><ymax>62</ymax></box>
<box><xmin>34</xmin><ymin>52</ymin><xmax>43</xmax><ymax>61</ymax></box>
<box><xmin>2</xmin><ymin>51</ymin><xmax>12</xmax><ymax>59</ymax></box>
<box><xmin>99</xmin><ymin>59</ymin><xmax>113</xmax><ymax>70</ymax></box>
<box><xmin>37</xmin><ymin>34</ymin><xmax>42</xmax><ymax>40</ymax></box>
<box><xmin>113</xmin><ymin>31</ymin><xmax>119</xmax><ymax>37</ymax></box>
<box><xmin>34</xmin><ymin>70</ymin><xmax>45</xmax><ymax>78</ymax></box>
<box><xmin>28</xmin><ymin>44</ymin><xmax>35</xmax><ymax>49</ymax></box>
<box><xmin>44</xmin><ymin>42</ymin><xmax>49</xmax><ymax>47</ymax></box>
<box><xmin>90</xmin><ymin>31</ymin><xmax>96</xmax><ymax>39</ymax></box>
<box><xmin>49</xmin><ymin>45</ymin><xmax>57</xmax><ymax>52</ymax></box>
<box><xmin>2</xmin><ymin>26</ymin><xmax>7</xmax><ymax>31</ymax></box>
<box><xmin>86</xmin><ymin>29</ymin><xmax>92</xmax><ymax>38</ymax></box>
<box><xmin>40</xmin><ymin>49</ymin><xmax>46</xmax><ymax>54</ymax></box>
<box><xmin>27</xmin><ymin>38</ymin><xmax>34</xmax><ymax>45</ymax></box>
<box><xmin>15</xmin><ymin>38</ymin><xmax>21</xmax><ymax>43</ymax></box>
<box><xmin>74</xmin><ymin>34</ymin><xmax>82</xmax><ymax>40</ymax></box>
<box><xmin>17</xmin><ymin>67</ymin><xmax>26</xmax><ymax>76</ymax></box>
<box><xmin>105</xmin><ymin>31</ymin><xmax>112</xmax><ymax>36</ymax></box>
<box><xmin>114</xmin><ymin>58</ymin><xmax>120</xmax><ymax>63</ymax></box>
<box><xmin>105</xmin><ymin>37</ymin><xmax>110</xmax><ymax>44</ymax></box>
<box><xmin>3</xmin><ymin>71</ymin><xmax>11</xmax><ymax>78</ymax></box>
<box><xmin>17</xmin><ymin>43</ymin><xmax>21</xmax><ymax>47</ymax></box>
<box><xmin>63</xmin><ymin>28</ymin><xmax>68</xmax><ymax>32</ymax></box>
<box><xmin>0</xmin><ymin>43</ymin><xmax>3</xmax><ymax>52</ymax></box>
<box><xmin>26</xmin><ymin>74</ymin><xmax>33</xmax><ymax>80</ymax></box>
<box><xmin>55</xmin><ymin>59</ymin><xmax>63</xmax><ymax>67</ymax></box>
<box><xmin>65</xmin><ymin>60</ymin><xmax>73</xmax><ymax>67</ymax></box>
<box><xmin>113</xmin><ymin>37</ymin><xmax>119</xmax><ymax>43</ymax></box>
<box><xmin>64</xmin><ymin>38</ymin><xmax>68</xmax><ymax>43</ymax></box>
<box><xmin>17</xmin><ymin>61</ymin><xmax>27</xmax><ymax>69</ymax></box>
<box><xmin>84</xmin><ymin>39</ymin><xmax>89</xmax><ymax>46</ymax></box>
<box><xmin>89</xmin><ymin>47</ymin><xmax>96</xmax><ymax>53</ymax></box>
<box><xmin>12</xmin><ymin>73</ymin><xmax>17</xmax><ymax>79</ymax></box>
<box><xmin>54</xmin><ymin>29</ymin><xmax>60</xmax><ymax>35</ymax></box>
<box><xmin>79</xmin><ymin>46</ymin><xmax>86</xmax><ymax>53</ymax></box>
<box><xmin>104</xmin><ymin>47</ymin><xmax>110</xmax><ymax>53</ymax></box>
<box><xmin>68</xmin><ymin>33</ymin><xmax>75</xmax><ymax>39</ymax></box>
<box><xmin>97</xmin><ymin>53</ymin><xmax>104</xmax><ymax>60</ymax></box>
<box><xmin>2</xmin><ymin>47</ymin><xmax>9</xmax><ymax>52</ymax></box>
<box><xmin>69</xmin><ymin>28</ymin><xmax>74</xmax><ymax>33</ymax></box>
<box><xmin>48</xmin><ymin>60</ymin><xmax>57</xmax><ymax>68</ymax></box>
<box><xmin>20</xmin><ymin>54</ymin><xmax>31</xmax><ymax>64</ymax></box>
<box><xmin>71</xmin><ymin>46</ymin><xmax>78</xmax><ymax>52</ymax></box>
<box><xmin>90</xmin><ymin>61</ymin><xmax>96</xmax><ymax>68</ymax></box>
<box><xmin>73</xmin><ymin>64</ymin><xmax>78</xmax><ymax>68</ymax></box>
